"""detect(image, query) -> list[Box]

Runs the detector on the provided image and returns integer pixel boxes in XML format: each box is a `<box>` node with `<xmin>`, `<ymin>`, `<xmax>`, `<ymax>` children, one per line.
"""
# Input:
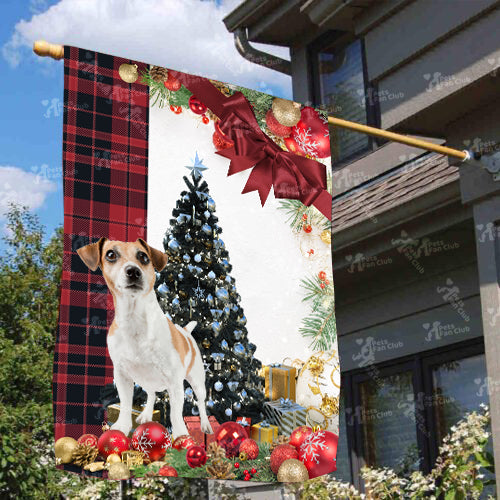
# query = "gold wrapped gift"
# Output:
<box><xmin>107</xmin><ymin>404</ymin><xmax>160</xmax><ymax>429</ymax></box>
<box><xmin>250</xmin><ymin>420</ymin><xmax>279</xmax><ymax>444</ymax></box>
<box><xmin>263</xmin><ymin>364</ymin><xmax>296</xmax><ymax>400</ymax></box>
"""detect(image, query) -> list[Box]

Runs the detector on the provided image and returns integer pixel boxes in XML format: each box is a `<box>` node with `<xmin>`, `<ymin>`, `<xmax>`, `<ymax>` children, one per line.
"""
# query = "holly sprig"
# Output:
<box><xmin>140</xmin><ymin>69</ymin><xmax>192</xmax><ymax>109</ymax></box>
<box><xmin>278</xmin><ymin>199</ymin><xmax>330</xmax><ymax>232</ymax></box>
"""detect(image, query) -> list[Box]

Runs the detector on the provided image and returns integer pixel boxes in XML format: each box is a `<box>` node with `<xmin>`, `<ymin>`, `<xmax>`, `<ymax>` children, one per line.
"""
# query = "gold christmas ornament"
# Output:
<box><xmin>277</xmin><ymin>458</ymin><xmax>309</xmax><ymax>482</ymax></box>
<box><xmin>72</xmin><ymin>443</ymin><xmax>99</xmax><ymax>467</ymax></box>
<box><xmin>119</xmin><ymin>63</ymin><xmax>139</xmax><ymax>84</ymax></box>
<box><xmin>272</xmin><ymin>98</ymin><xmax>301</xmax><ymax>127</ymax></box>
<box><xmin>84</xmin><ymin>461</ymin><xmax>105</xmax><ymax>472</ymax></box>
<box><xmin>108</xmin><ymin>462</ymin><xmax>131</xmax><ymax>480</ymax></box>
<box><xmin>320</xmin><ymin>394</ymin><xmax>339</xmax><ymax>418</ymax></box>
<box><xmin>238</xmin><ymin>451</ymin><xmax>248</xmax><ymax>461</ymax></box>
<box><xmin>320</xmin><ymin>229</ymin><xmax>331</xmax><ymax>246</ymax></box>
<box><xmin>55</xmin><ymin>437</ymin><xmax>78</xmax><ymax>464</ymax></box>
<box><xmin>149</xmin><ymin>65</ymin><xmax>168</xmax><ymax>83</ymax></box>
<box><xmin>306</xmin><ymin>356</ymin><xmax>325</xmax><ymax>377</ymax></box>
<box><xmin>106</xmin><ymin>453</ymin><xmax>122</xmax><ymax>466</ymax></box>
<box><xmin>206</xmin><ymin>459</ymin><xmax>236</xmax><ymax>480</ymax></box>
<box><xmin>124</xmin><ymin>451</ymin><xmax>145</xmax><ymax>468</ymax></box>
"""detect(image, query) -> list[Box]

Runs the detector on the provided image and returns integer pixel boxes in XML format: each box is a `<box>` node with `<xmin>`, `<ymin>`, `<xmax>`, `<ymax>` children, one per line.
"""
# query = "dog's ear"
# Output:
<box><xmin>137</xmin><ymin>238</ymin><xmax>168</xmax><ymax>271</ymax></box>
<box><xmin>77</xmin><ymin>237</ymin><xmax>107</xmax><ymax>271</ymax></box>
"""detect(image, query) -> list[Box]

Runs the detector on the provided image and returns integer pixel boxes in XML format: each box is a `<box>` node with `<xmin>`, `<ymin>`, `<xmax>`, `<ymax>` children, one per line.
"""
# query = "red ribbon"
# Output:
<box><xmin>169</xmin><ymin>72</ymin><xmax>332</xmax><ymax>220</ymax></box>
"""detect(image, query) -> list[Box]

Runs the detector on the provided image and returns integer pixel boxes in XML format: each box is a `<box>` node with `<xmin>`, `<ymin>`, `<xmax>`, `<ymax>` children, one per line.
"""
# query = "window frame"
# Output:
<box><xmin>308</xmin><ymin>31</ymin><xmax>383</xmax><ymax>167</ymax></box>
<box><xmin>338</xmin><ymin>337</ymin><xmax>486</xmax><ymax>491</ymax></box>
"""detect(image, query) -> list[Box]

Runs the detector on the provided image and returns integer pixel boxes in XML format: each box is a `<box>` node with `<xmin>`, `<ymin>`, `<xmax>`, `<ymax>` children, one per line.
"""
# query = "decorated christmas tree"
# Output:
<box><xmin>155</xmin><ymin>153</ymin><xmax>265</xmax><ymax>425</ymax></box>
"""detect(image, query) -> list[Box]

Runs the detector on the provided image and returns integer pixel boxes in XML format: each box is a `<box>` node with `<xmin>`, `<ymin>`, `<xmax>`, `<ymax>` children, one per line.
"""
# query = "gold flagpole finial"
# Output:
<box><xmin>33</xmin><ymin>40</ymin><xmax>64</xmax><ymax>60</ymax></box>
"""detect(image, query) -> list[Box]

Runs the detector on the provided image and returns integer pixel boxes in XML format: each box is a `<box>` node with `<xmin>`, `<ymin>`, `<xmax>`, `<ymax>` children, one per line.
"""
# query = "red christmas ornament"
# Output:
<box><xmin>172</xmin><ymin>434</ymin><xmax>197</xmax><ymax>450</ymax></box>
<box><xmin>164</xmin><ymin>73</ymin><xmax>181</xmax><ymax>91</ymax></box>
<box><xmin>299</xmin><ymin>430</ymin><xmax>338</xmax><ymax>478</ymax></box>
<box><xmin>244</xmin><ymin>475</ymin><xmax>250</xmax><ymax>481</ymax></box>
<box><xmin>239</xmin><ymin>438</ymin><xmax>259</xmax><ymax>460</ymax></box>
<box><xmin>318</xmin><ymin>271</ymin><xmax>327</xmax><ymax>281</ymax></box>
<box><xmin>270</xmin><ymin>444</ymin><xmax>299</xmax><ymax>474</ymax></box>
<box><xmin>214</xmin><ymin>421</ymin><xmax>247</xmax><ymax>458</ymax></box>
<box><xmin>303</xmin><ymin>224</ymin><xmax>312</xmax><ymax>233</ymax></box>
<box><xmin>189</xmin><ymin>95</ymin><xmax>207</xmax><ymax>115</ymax></box>
<box><xmin>320</xmin><ymin>283</ymin><xmax>325</xmax><ymax>289</ymax></box>
<box><xmin>97</xmin><ymin>429</ymin><xmax>130</xmax><ymax>459</ymax></box>
<box><xmin>283</xmin><ymin>136</ymin><xmax>304</xmax><ymax>156</ymax></box>
<box><xmin>202</xmin><ymin>115</ymin><xmax>210</xmax><ymax>124</ymax></box>
<box><xmin>234</xmin><ymin>462</ymin><xmax>240</xmax><ymax>469</ymax></box>
<box><xmin>265</xmin><ymin>109</ymin><xmax>292</xmax><ymax>138</ymax></box>
<box><xmin>186</xmin><ymin>445</ymin><xmax>207</xmax><ymax>468</ymax></box>
<box><xmin>159</xmin><ymin>465</ymin><xmax>178</xmax><ymax>477</ymax></box>
<box><xmin>251</xmin><ymin>468</ymin><xmax>257</xmax><ymax>474</ymax></box>
<box><xmin>302</xmin><ymin>214</ymin><xmax>308</xmax><ymax>221</ymax></box>
<box><xmin>131</xmin><ymin>422</ymin><xmax>172</xmax><ymax>462</ymax></box>
<box><xmin>78</xmin><ymin>433</ymin><xmax>98</xmax><ymax>448</ymax></box>
<box><xmin>170</xmin><ymin>105</ymin><xmax>182</xmax><ymax>114</ymax></box>
<box><xmin>291</xmin><ymin>107</ymin><xmax>330</xmax><ymax>158</ymax></box>
<box><xmin>212</xmin><ymin>121</ymin><xmax>234</xmax><ymax>151</ymax></box>
<box><xmin>289</xmin><ymin>425</ymin><xmax>313</xmax><ymax>451</ymax></box>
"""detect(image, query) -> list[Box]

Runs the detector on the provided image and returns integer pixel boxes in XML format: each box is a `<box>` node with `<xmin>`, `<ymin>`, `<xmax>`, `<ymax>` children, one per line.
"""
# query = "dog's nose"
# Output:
<box><xmin>125</xmin><ymin>265</ymin><xmax>142</xmax><ymax>281</ymax></box>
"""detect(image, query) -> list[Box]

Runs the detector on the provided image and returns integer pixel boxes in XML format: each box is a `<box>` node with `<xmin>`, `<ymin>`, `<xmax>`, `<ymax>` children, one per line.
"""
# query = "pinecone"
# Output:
<box><xmin>150</xmin><ymin>65</ymin><xmax>168</xmax><ymax>83</ymax></box>
<box><xmin>72</xmin><ymin>444</ymin><xmax>99</xmax><ymax>467</ymax></box>
<box><xmin>209</xmin><ymin>79</ymin><xmax>232</xmax><ymax>97</ymax></box>
<box><xmin>206</xmin><ymin>459</ymin><xmax>235</xmax><ymax>480</ymax></box>
<box><xmin>270</xmin><ymin>435</ymin><xmax>290</xmax><ymax>452</ymax></box>
<box><xmin>207</xmin><ymin>442</ymin><xmax>226</xmax><ymax>460</ymax></box>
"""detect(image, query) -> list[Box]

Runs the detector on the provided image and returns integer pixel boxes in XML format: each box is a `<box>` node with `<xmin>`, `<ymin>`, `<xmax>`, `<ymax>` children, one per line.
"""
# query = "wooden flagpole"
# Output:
<box><xmin>32</xmin><ymin>39</ymin><xmax>471</xmax><ymax>162</ymax></box>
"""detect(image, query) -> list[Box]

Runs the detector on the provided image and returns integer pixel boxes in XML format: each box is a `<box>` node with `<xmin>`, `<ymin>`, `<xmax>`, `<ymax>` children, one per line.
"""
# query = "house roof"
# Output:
<box><xmin>223</xmin><ymin>0</ymin><xmax>376</xmax><ymax>45</ymax></box>
<box><xmin>331</xmin><ymin>153</ymin><xmax>460</xmax><ymax>234</ymax></box>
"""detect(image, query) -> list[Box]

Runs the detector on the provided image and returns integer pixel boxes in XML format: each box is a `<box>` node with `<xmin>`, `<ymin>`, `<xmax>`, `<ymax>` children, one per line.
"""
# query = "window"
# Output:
<box><xmin>334</xmin><ymin>340</ymin><xmax>488</xmax><ymax>490</ymax></box>
<box><xmin>310</xmin><ymin>34</ymin><xmax>380</xmax><ymax>164</ymax></box>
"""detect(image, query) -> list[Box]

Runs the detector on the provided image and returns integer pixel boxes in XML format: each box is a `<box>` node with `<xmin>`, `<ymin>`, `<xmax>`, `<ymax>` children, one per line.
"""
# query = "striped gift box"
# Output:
<box><xmin>263</xmin><ymin>398</ymin><xmax>307</xmax><ymax>435</ymax></box>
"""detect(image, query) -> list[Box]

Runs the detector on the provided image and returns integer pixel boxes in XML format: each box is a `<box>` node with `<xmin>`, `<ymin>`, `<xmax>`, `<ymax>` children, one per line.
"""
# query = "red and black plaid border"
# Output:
<box><xmin>54</xmin><ymin>47</ymin><xmax>149</xmax><ymax>441</ymax></box>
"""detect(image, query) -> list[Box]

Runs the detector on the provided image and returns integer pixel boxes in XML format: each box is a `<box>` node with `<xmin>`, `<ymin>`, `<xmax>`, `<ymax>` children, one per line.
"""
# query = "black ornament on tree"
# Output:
<box><xmin>154</xmin><ymin>160</ymin><xmax>265</xmax><ymax>426</ymax></box>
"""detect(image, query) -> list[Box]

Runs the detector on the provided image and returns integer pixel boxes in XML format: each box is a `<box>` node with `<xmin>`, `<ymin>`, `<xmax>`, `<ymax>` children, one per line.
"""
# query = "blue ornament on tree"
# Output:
<box><xmin>216</xmin><ymin>288</ymin><xmax>229</xmax><ymax>302</ymax></box>
<box><xmin>183</xmin><ymin>254</ymin><xmax>190</xmax><ymax>263</ymax></box>
<box><xmin>214</xmin><ymin>381</ymin><xmax>223</xmax><ymax>392</ymax></box>
<box><xmin>208</xmin><ymin>271</ymin><xmax>216</xmax><ymax>280</ymax></box>
<box><xmin>157</xmin><ymin>283</ymin><xmax>169</xmax><ymax>295</ymax></box>
<box><xmin>225</xmin><ymin>408</ymin><xmax>233</xmax><ymax>417</ymax></box>
<box><xmin>168</xmin><ymin>239</ymin><xmax>180</xmax><ymax>252</ymax></box>
<box><xmin>194</xmin><ymin>254</ymin><xmax>202</xmax><ymax>263</ymax></box>
<box><xmin>202</xmin><ymin>224</ymin><xmax>212</xmax><ymax>235</ymax></box>
<box><xmin>185</xmin><ymin>233</ymin><xmax>192</xmax><ymax>242</ymax></box>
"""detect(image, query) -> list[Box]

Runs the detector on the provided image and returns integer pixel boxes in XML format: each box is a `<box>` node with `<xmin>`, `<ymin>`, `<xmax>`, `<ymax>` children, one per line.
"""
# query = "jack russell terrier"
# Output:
<box><xmin>77</xmin><ymin>238</ymin><xmax>212</xmax><ymax>438</ymax></box>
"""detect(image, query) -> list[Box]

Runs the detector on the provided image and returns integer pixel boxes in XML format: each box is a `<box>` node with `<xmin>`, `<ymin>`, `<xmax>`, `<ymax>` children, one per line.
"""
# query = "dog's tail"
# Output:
<box><xmin>184</xmin><ymin>321</ymin><xmax>197</xmax><ymax>334</ymax></box>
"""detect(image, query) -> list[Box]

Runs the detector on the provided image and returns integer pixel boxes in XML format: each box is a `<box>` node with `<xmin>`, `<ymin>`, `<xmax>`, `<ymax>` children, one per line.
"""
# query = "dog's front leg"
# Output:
<box><xmin>111</xmin><ymin>369</ymin><xmax>134</xmax><ymax>436</ymax></box>
<box><xmin>136</xmin><ymin>390</ymin><xmax>156</xmax><ymax>425</ymax></box>
<box><xmin>168</xmin><ymin>382</ymin><xmax>189</xmax><ymax>439</ymax></box>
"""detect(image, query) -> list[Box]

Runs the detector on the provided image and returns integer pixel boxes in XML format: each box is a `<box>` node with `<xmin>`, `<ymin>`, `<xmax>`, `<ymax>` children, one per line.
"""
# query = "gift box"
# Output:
<box><xmin>107</xmin><ymin>404</ymin><xmax>160</xmax><ymax>429</ymax></box>
<box><xmin>263</xmin><ymin>364</ymin><xmax>296</xmax><ymax>400</ymax></box>
<box><xmin>236</xmin><ymin>416</ymin><xmax>252</xmax><ymax>437</ymax></box>
<box><xmin>263</xmin><ymin>398</ymin><xmax>307</xmax><ymax>435</ymax></box>
<box><xmin>184</xmin><ymin>415</ymin><xmax>220</xmax><ymax>447</ymax></box>
<box><xmin>250</xmin><ymin>420</ymin><xmax>279</xmax><ymax>444</ymax></box>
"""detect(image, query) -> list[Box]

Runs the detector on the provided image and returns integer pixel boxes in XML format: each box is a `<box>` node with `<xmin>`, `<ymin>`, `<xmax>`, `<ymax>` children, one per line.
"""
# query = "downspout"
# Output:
<box><xmin>234</xmin><ymin>28</ymin><xmax>291</xmax><ymax>75</ymax></box>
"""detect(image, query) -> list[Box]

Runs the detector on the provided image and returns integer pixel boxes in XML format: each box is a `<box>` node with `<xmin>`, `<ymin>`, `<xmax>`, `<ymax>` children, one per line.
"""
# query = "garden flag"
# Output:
<box><xmin>54</xmin><ymin>46</ymin><xmax>339</xmax><ymax>481</ymax></box>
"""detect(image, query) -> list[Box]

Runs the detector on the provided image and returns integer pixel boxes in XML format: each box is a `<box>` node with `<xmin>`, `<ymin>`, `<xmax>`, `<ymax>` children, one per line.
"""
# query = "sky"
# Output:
<box><xmin>0</xmin><ymin>0</ymin><xmax>291</xmax><ymax>241</ymax></box>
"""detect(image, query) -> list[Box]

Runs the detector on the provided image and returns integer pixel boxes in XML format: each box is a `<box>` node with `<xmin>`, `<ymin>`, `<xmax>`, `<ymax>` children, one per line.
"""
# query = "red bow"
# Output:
<box><xmin>170</xmin><ymin>72</ymin><xmax>332</xmax><ymax>220</ymax></box>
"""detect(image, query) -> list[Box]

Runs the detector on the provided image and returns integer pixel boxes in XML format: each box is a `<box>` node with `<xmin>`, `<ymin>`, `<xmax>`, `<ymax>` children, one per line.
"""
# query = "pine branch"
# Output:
<box><xmin>299</xmin><ymin>305</ymin><xmax>336</xmax><ymax>351</ymax></box>
<box><xmin>140</xmin><ymin>68</ymin><xmax>192</xmax><ymax>109</ymax></box>
<box><xmin>278</xmin><ymin>199</ymin><xmax>330</xmax><ymax>232</ymax></box>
